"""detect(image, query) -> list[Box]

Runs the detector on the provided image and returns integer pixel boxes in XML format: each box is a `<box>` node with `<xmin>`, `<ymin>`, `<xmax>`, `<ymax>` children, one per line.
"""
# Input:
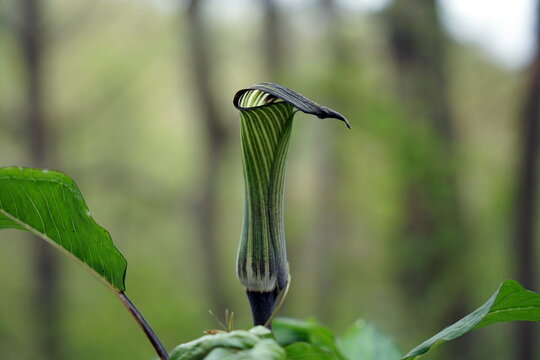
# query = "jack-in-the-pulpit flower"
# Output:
<box><xmin>233</xmin><ymin>83</ymin><xmax>349</xmax><ymax>327</ymax></box>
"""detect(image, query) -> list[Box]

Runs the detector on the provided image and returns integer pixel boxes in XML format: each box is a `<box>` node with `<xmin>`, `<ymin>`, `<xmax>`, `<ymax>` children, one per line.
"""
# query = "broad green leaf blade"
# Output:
<box><xmin>402</xmin><ymin>280</ymin><xmax>540</xmax><ymax>359</ymax></box>
<box><xmin>285</xmin><ymin>342</ymin><xmax>338</xmax><ymax>360</ymax></box>
<box><xmin>234</xmin><ymin>83</ymin><xmax>349</xmax><ymax>326</ymax></box>
<box><xmin>273</xmin><ymin>318</ymin><xmax>345</xmax><ymax>359</ymax></box>
<box><xmin>169</xmin><ymin>326</ymin><xmax>286</xmax><ymax>360</ymax></box>
<box><xmin>337</xmin><ymin>320</ymin><xmax>400</xmax><ymax>360</ymax></box>
<box><xmin>0</xmin><ymin>167</ymin><xmax>127</xmax><ymax>291</ymax></box>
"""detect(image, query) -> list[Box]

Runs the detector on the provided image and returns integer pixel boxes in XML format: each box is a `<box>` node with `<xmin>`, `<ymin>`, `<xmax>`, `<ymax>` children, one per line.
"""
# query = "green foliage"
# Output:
<box><xmin>168</xmin><ymin>280</ymin><xmax>540</xmax><ymax>360</ymax></box>
<box><xmin>206</xmin><ymin>340</ymin><xmax>285</xmax><ymax>360</ymax></box>
<box><xmin>272</xmin><ymin>318</ymin><xmax>344</xmax><ymax>358</ymax></box>
<box><xmin>402</xmin><ymin>280</ymin><xmax>540</xmax><ymax>359</ymax></box>
<box><xmin>0</xmin><ymin>167</ymin><xmax>127</xmax><ymax>291</ymax></box>
<box><xmin>284</xmin><ymin>342</ymin><xmax>337</xmax><ymax>359</ymax></box>
<box><xmin>168</xmin><ymin>318</ymin><xmax>401</xmax><ymax>360</ymax></box>
<box><xmin>337</xmin><ymin>320</ymin><xmax>400</xmax><ymax>360</ymax></box>
<box><xmin>273</xmin><ymin>318</ymin><xmax>400</xmax><ymax>360</ymax></box>
<box><xmin>169</xmin><ymin>326</ymin><xmax>286</xmax><ymax>360</ymax></box>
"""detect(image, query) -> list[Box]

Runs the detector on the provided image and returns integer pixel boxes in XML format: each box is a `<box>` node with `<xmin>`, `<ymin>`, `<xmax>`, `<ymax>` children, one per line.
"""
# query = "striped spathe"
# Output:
<box><xmin>233</xmin><ymin>83</ymin><xmax>349</xmax><ymax>327</ymax></box>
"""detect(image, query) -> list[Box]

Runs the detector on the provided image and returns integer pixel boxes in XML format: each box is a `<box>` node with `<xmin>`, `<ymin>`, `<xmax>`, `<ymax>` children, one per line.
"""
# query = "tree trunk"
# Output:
<box><xmin>386</xmin><ymin>1</ymin><xmax>471</xmax><ymax>358</ymax></box>
<box><xmin>18</xmin><ymin>0</ymin><xmax>62</xmax><ymax>359</ymax></box>
<box><xmin>261</xmin><ymin>0</ymin><xmax>282</xmax><ymax>81</ymax></box>
<box><xmin>514</xmin><ymin>3</ymin><xmax>540</xmax><ymax>359</ymax></box>
<box><xmin>304</xmin><ymin>0</ymin><xmax>345</xmax><ymax>324</ymax></box>
<box><xmin>184</xmin><ymin>0</ymin><xmax>229</xmax><ymax>314</ymax></box>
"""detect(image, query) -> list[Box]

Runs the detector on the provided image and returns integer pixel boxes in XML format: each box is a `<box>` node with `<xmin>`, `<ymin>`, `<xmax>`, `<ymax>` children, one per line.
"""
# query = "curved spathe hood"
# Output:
<box><xmin>233</xmin><ymin>82</ymin><xmax>350</xmax><ymax>128</ymax></box>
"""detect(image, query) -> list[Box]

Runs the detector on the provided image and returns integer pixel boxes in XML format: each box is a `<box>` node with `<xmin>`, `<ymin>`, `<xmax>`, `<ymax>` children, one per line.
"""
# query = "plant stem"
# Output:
<box><xmin>117</xmin><ymin>292</ymin><xmax>169</xmax><ymax>360</ymax></box>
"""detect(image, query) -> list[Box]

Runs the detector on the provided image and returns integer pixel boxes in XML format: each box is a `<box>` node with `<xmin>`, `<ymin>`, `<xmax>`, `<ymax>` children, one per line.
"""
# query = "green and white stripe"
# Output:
<box><xmin>234</xmin><ymin>83</ymin><xmax>349</xmax><ymax>295</ymax></box>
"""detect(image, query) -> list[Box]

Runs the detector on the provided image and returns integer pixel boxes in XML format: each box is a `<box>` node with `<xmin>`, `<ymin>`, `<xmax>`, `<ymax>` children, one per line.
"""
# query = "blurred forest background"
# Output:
<box><xmin>0</xmin><ymin>0</ymin><xmax>539</xmax><ymax>359</ymax></box>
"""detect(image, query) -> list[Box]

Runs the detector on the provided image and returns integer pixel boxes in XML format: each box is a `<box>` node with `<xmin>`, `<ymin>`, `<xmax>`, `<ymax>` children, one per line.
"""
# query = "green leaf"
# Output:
<box><xmin>169</xmin><ymin>330</ymin><xmax>257</xmax><ymax>359</ymax></box>
<box><xmin>203</xmin><ymin>340</ymin><xmax>286</xmax><ymax>360</ymax></box>
<box><xmin>402</xmin><ymin>280</ymin><xmax>540</xmax><ymax>359</ymax></box>
<box><xmin>169</xmin><ymin>326</ymin><xmax>286</xmax><ymax>360</ymax></box>
<box><xmin>273</xmin><ymin>318</ymin><xmax>345</xmax><ymax>359</ymax></box>
<box><xmin>203</xmin><ymin>348</ymin><xmax>236</xmax><ymax>360</ymax></box>
<box><xmin>336</xmin><ymin>320</ymin><xmax>400</xmax><ymax>360</ymax></box>
<box><xmin>234</xmin><ymin>83</ymin><xmax>349</xmax><ymax>325</ymax></box>
<box><xmin>285</xmin><ymin>342</ymin><xmax>338</xmax><ymax>360</ymax></box>
<box><xmin>0</xmin><ymin>167</ymin><xmax>127</xmax><ymax>291</ymax></box>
